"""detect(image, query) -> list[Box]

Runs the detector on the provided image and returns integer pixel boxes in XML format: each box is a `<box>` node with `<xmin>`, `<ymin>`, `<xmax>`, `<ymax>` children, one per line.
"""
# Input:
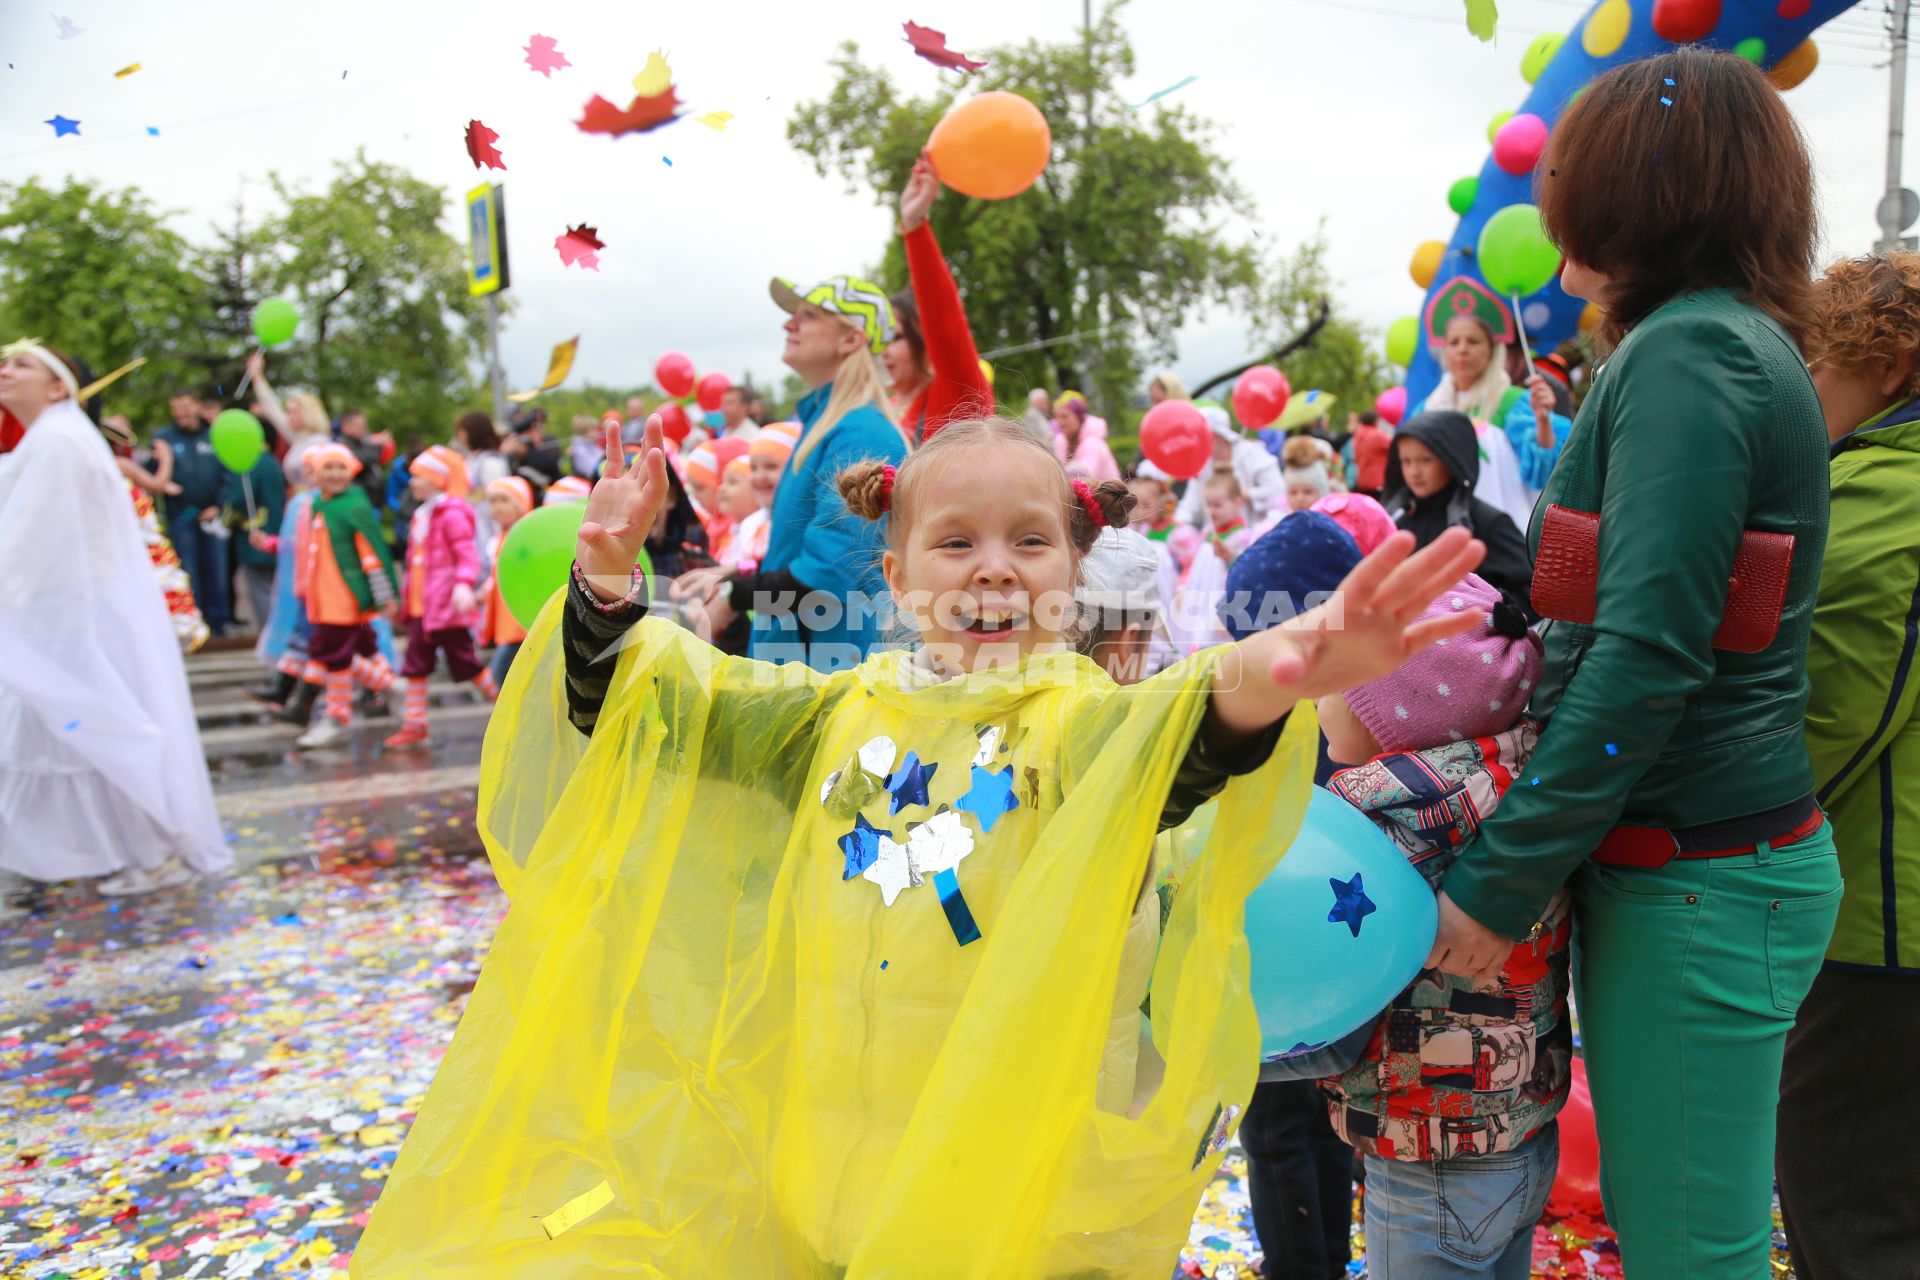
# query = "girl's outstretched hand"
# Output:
<box><xmin>577</xmin><ymin>416</ymin><xmax>670</xmax><ymax>601</ymax></box>
<box><xmin>1212</xmin><ymin>527</ymin><xmax>1488</xmax><ymax>737</ymax></box>
<box><xmin>898</xmin><ymin>155</ymin><xmax>940</xmax><ymax>233</ymax></box>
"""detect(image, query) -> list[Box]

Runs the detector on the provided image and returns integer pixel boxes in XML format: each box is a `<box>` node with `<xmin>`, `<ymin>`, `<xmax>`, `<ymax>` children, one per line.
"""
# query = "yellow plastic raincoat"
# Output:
<box><xmin>351</xmin><ymin>604</ymin><xmax>1316</xmax><ymax>1278</ymax></box>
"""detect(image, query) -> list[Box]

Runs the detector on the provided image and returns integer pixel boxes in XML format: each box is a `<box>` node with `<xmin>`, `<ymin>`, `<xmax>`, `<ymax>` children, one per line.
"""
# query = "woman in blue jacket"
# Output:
<box><xmin>675</xmin><ymin>275</ymin><xmax>907</xmax><ymax>670</ymax></box>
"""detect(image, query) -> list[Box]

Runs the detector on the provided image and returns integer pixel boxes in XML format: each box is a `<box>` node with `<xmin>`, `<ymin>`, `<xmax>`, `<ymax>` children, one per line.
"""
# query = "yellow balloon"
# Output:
<box><xmin>1578</xmin><ymin>301</ymin><xmax>1605</xmax><ymax>334</ymax></box>
<box><xmin>1410</xmin><ymin>241</ymin><xmax>1447</xmax><ymax>289</ymax></box>
<box><xmin>1768</xmin><ymin>40</ymin><xmax>1819</xmax><ymax>91</ymax></box>
<box><xmin>1582</xmin><ymin>0</ymin><xmax>1631</xmax><ymax>58</ymax></box>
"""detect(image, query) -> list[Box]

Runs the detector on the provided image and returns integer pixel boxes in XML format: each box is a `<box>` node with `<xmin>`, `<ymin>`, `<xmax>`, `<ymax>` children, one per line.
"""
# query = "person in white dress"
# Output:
<box><xmin>0</xmin><ymin>339</ymin><xmax>228</xmax><ymax>895</ymax></box>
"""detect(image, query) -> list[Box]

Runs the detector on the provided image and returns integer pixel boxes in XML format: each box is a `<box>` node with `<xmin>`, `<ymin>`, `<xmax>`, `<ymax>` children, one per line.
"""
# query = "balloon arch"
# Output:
<box><xmin>1395</xmin><ymin>0</ymin><xmax>1861</xmax><ymax>415</ymax></box>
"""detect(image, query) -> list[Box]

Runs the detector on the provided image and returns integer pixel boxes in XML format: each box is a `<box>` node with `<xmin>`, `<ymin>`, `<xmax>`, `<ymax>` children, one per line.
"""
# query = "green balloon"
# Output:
<box><xmin>252</xmin><ymin>297</ymin><xmax>299</xmax><ymax>347</ymax></box>
<box><xmin>1477</xmin><ymin>203</ymin><xmax>1562</xmax><ymax>297</ymax></box>
<box><xmin>1521</xmin><ymin>33</ymin><xmax>1565</xmax><ymax>84</ymax></box>
<box><xmin>210</xmin><ymin>409</ymin><xmax>266</xmax><ymax>474</ymax></box>
<box><xmin>1385</xmin><ymin>316</ymin><xmax>1420</xmax><ymax>368</ymax></box>
<box><xmin>498</xmin><ymin>503</ymin><xmax>653</xmax><ymax>629</ymax></box>
<box><xmin>1448</xmin><ymin>176</ymin><xmax>1480</xmax><ymax>216</ymax></box>
<box><xmin>1485</xmin><ymin>109</ymin><xmax>1514</xmax><ymax>146</ymax></box>
<box><xmin>1734</xmin><ymin>36</ymin><xmax>1767</xmax><ymax>64</ymax></box>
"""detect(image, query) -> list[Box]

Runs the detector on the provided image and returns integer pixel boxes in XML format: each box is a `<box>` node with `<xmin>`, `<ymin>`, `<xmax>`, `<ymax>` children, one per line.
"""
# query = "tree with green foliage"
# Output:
<box><xmin>1246</xmin><ymin>230</ymin><xmax>1393</xmax><ymax>428</ymax></box>
<box><xmin>0</xmin><ymin>179</ymin><xmax>208</xmax><ymax>424</ymax></box>
<box><xmin>256</xmin><ymin>152</ymin><xmax>488</xmax><ymax>440</ymax></box>
<box><xmin>787</xmin><ymin>1</ymin><xmax>1261</xmax><ymax>418</ymax></box>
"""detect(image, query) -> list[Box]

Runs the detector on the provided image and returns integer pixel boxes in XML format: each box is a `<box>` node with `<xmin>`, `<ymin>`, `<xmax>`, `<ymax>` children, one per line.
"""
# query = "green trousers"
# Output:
<box><xmin>1572</xmin><ymin>825</ymin><xmax>1841</xmax><ymax>1279</ymax></box>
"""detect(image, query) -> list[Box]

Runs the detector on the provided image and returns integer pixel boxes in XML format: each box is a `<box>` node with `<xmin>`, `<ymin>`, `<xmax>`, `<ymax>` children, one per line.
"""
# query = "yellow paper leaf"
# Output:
<box><xmin>541</xmin><ymin>1179</ymin><xmax>614</xmax><ymax>1240</ymax></box>
<box><xmin>696</xmin><ymin>111</ymin><xmax>733</xmax><ymax>132</ymax></box>
<box><xmin>632</xmin><ymin>51</ymin><xmax>672</xmax><ymax>96</ymax></box>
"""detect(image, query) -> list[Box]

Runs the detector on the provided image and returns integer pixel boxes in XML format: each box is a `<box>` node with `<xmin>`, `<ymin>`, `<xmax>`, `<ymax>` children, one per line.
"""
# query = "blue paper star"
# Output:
<box><xmin>1327</xmin><ymin>873</ymin><xmax>1377</xmax><ymax>938</ymax></box>
<box><xmin>45</xmin><ymin>114</ymin><xmax>80</xmax><ymax>137</ymax></box>
<box><xmin>886</xmin><ymin>752</ymin><xmax>937</xmax><ymax>814</ymax></box>
<box><xmin>837</xmin><ymin>813</ymin><xmax>888</xmax><ymax>880</ymax></box>
<box><xmin>954</xmin><ymin>764</ymin><xmax>1018</xmax><ymax>832</ymax></box>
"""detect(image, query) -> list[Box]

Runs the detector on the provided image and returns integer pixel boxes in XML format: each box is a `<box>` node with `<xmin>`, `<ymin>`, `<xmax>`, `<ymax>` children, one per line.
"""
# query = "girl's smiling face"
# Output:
<box><xmin>717</xmin><ymin>464</ymin><xmax>758</xmax><ymax>521</ymax></box>
<box><xmin>883</xmin><ymin>445</ymin><xmax>1078</xmax><ymax>673</ymax></box>
<box><xmin>749</xmin><ymin>452</ymin><xmax>783</xmax><ymax>505</ymax></box>
<box><xmin>488</xmin><ymin>492</ymin><xmax>523</xmax><ymax>529</ymax></box>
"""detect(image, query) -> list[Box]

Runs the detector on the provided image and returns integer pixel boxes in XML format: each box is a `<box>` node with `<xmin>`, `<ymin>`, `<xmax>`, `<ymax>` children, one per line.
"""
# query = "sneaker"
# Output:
<box><xmin>382</xmin><ymin>723</ymin><xmax>432</xmax><ymax>752</ymax></box>
<box><xmin>98</xmin><ymin>856</ymin><xmax>196</xmax><ymax>897</ymax></box>
<box><xmin>296</xmin><ymin>717</ymin><xmax>351</xmax><ymax>749</ymax></box>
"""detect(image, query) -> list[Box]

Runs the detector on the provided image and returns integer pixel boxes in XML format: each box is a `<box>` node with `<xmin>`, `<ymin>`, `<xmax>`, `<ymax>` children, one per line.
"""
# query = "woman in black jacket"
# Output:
<box><xmin>1381</xmin><ymin>409</ymin><xmax>1534</xmax><ymax>613</ymax></box>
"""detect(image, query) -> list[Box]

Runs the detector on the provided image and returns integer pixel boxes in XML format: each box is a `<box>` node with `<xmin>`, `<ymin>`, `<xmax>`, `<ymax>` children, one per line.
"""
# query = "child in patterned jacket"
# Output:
<box><xmin>1316</xmin><ymin>572</ymin><xmax>1572</xmax><ymax>1280</ymax></box>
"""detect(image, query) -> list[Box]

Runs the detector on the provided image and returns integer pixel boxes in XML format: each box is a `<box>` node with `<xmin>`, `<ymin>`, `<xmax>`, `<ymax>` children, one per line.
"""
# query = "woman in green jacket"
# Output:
<box><xmin>1776</xmin><ymin>251</ymin><xmax>1920</xmax><ymax>1279</ymax></box>
<box><xmin>1425</xmin><ymin>50</ymin><xmax>1840</xmax><ymax>1278</ymax></box>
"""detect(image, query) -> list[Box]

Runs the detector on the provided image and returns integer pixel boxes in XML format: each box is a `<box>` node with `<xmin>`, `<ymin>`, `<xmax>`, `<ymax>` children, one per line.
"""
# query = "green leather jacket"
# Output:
<box><xmin>1446</xmin><ymin>290</ymin><xmax>1831</xmax><ymax>937</ymax></box>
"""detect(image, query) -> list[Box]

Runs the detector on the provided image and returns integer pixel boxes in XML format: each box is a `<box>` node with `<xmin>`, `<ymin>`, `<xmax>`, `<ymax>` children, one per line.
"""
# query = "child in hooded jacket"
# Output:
<box><xmin>1317</xmin><ymin>572</ymin><xmax>1571</xmax><ymax>1280</ymax></box>
<box><xmin>384</xmin><ymin>445</ymin><xmax>488</xmax><ymax>751</ymax></box>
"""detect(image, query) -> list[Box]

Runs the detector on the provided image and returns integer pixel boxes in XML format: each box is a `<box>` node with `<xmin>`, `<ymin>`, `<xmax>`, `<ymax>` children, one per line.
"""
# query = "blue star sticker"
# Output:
<box><xmin>954</xmin><ymin>764</ymin><xmax>1018</xmax><ymax>832</ymax></box>
<box><xmin>1327</xmin><ymin>873</ymin><xmax>1377</xmax><ymax>938</ymax></box>
<box><xmin>45</xmin><ymin>114</ymin><xmax>80</xmax><ymax>137</ymax></box>
<box><xmin>837</xmin><ymin>813</ymin><xmax>888</xmax><ymax>880</ymax></box>
<box><xmin>886</xmin><ymin>752</ymin><xmax>937</xmax><ymax>814</ymax></box>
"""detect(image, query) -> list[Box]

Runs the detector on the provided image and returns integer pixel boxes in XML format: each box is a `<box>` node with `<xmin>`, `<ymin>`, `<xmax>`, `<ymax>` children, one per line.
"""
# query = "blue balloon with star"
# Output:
<box><xmin>1237</xmin><ymin>787</ymin><xmax>1439</xmax><ymax>1063</ymax></box>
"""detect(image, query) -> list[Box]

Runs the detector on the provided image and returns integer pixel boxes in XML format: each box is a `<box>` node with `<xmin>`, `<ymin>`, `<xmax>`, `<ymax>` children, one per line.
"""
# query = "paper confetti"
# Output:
<box><xmin>113</xmin><ymin>62</ymin><xmax>141</xmax><ymax>78</ymax></box>
<box><xmin>1464</xmin><ymin>0</ymin><xmax>1498</xmax><ymax>40</ymax></box>
<box><xmin>1326</xmin><ymin>873</ymin><xmax>1377</xmax><ymax>937</ymax></box>
<box><xmin>146</xmin><ymin>125</ymin><xmax>159</xmax><ymax>135</ymax></box>
<box><xmin>554</xmin><ymin>223</ymin><xmax>603</xmax><ymax>271</ymax></box>
<box><xmin>576</xmin><ymin>86</ymin><xmax>681</xmax><ymax>137</ymax></box>
<box><xmin>464</xmin><ymin>119</ymin><xmax>505</xmax><ymax>170</ymax></box>
<box><xmin>861</xmin><ymin>831</ymin><xmax>917</xmax><ymax>905</ymax></box>
<box><xmin>903</xmin><ymin>21</ymin><xmax>988</xmax><ymax>72</ymax></box>
<box><xmin>1133</xmin><ymin>74</ymin><xmax>1197</xmax><ymax>109</ymax></box>
<box><xmin>53</xmin><ymin>13</ymin><xmax>83</xmax><ymax>39</ymax></box>
<box><xmin>695</xmin><ymin>110</ymin><xmax>733</xmax><ymax>132</ymax></box>
<box><xmin>886</xmin><ymin>752</ymin><xmax>937</xmax><ymax>814</ymax></box>
<box><xmin>44</xmin><ymin>114</ymin><xmax>80</xmax><ymax>137</ymax></box>
<box><xmin>524</xmin><ymin>32</ymin><xmax>570</xmax><ymax>77</ymax></box>
<box><xmin>540</xmin><ymin>1179</ymin><xmax>614</xmax><ymax>1240</ymax></box>
<box><xmin>632</xmin><ymin>50</ymin><xmax>672</xmax><ymax>95</ymax></box>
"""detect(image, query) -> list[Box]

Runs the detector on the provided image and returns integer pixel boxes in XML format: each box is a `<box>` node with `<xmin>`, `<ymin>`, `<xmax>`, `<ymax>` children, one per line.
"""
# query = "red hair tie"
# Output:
<box><xmin>1071</xmin><ymin>478</ymin><xmax>1107</xmax><ymax>529</ymax></box>
<box><xmin>878</xmin><ymin>463</ymin><xmax>897</xmax><ymax>513</ymax></box>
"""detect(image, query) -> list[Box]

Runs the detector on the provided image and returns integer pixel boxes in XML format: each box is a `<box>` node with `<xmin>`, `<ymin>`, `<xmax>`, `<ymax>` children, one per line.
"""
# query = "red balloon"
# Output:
<box><xmin>1652</xmin><ymin>0</ymin><xmax>1722</xmax><ymax>42</ymax></box>
<box><xmin>654</xmin><ymin>351</ymin><xmax>696</xmax><ymax>399</ymax></box>
<box><xmin>696</xmin><ymin>370</ymin><xmax>732</xmax><ymax>413</ymax></box>
<box><xmin>1231</xmin><ymin>365</ymin><xmax>1291</xmax><ymax>431</ymax></box>
<box><xmin>709</xmin><ymin>436</ymin><xmax>750</xmax><ymax>472</ymax></box>
<box><xmin>1548</xmin><ymin>1058</ymin><xmax>1606</xmax><ymax>1218</ymax></box>
<box><xmin>1139</xmin><ymin>400</ymin><xmax>1213</xmax><ymax>480</ymax></box>
<box><xmin>1374</xmin><ymin>386</ymin><xmax>1408</xmax><ymax>428</ymax></box>
<box><xmin>657</xmin><ymin>401</ymin><xmax>692</xmax><ymax>445</ymax></box>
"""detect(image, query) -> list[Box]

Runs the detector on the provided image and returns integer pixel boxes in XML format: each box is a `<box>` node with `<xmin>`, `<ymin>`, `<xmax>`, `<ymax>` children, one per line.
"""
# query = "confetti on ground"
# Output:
<box><xmin>554</xmin><ymin>223</ymin><xmax>603</xmax><ymax>271</ymax></box>
<box><xmin>524</xmin><ymin>33</ymin><xmax>570</xmax><ymax>78</ymax></box>
<box><xmin>464</xmin><ymin>118</ymin><xmax>505</xmax><ymax>170</ymax></box>
<box><xmin>695</xmin><ymin>111</ymin><xmax>733</xmax><ymax>132</ymax></box>
<box><xmin>44</xmin><ymin>114</ymin><xmax>80</xmax><ymax>138</ymax></box>
<box><xmin>113</xmin><ymin>62</ymin><xmax>141</xmax><ymax>79</ymax></box>
<box><xmin>903</xmin><ymin>21</ymin><xmax>988</xmax><ymax>72</ymax></box>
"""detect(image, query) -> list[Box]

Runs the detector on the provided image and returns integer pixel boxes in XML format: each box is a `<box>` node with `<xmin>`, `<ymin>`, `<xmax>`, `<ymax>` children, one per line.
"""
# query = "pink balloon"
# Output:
<box><xmin>1139</xmin><ymin>400</ymin><xmax>1212</xmax><ymax>480</ymax></box>
<box><xmin>696</xmin><ymin>370</ymin><xmax>732</xmax><ymax>412</ymax></box>
<box><xmin>1492</xmin><ymin>113</ymin><xmax>1549</xmax><ymax>177</ymax></box>
<box><xmin>1547</xmin><ymin>1058</ymin><xmax>1606</xmax><ymax>1219</ymax></box>
<box><xmin>1374</xmin><ymin>386</ymin><xmax>1408</xmax><ymax>427</ymax></box>
<box><xmin>1231</xmin><ymin>365</ymin><xmax>1291</xmax><ymax>431</ymax></box>
<box><xmin>654</xmin><ymin>351</ymin><xmax>696</xmax><ymax>399</ymax></box>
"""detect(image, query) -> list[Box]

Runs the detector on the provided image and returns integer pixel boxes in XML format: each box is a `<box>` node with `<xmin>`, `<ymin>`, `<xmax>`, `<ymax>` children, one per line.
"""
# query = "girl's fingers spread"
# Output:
<box><xmin>601</xmin><ymin>423</ymin><xmax>626</xmax><ymax>478</ymax></box>
<box><xmin>1378</xmin><ymin>531</ymin><xmax>1483</xmax><ymax>616</ymax></box>
<box><xmin>644</xmin><ymin>413</ymin><xmax>665</xmax><ymax>456</ymax></box>
<box><xmin>1335</xmin><ymin>530</ymin><xmax>1414</xmax><ymax>611</ymax></box>
<box><xmin>1403</xmin><ymin>608</ymin><xmax>1486</xmax><ymax>651</ymax></box>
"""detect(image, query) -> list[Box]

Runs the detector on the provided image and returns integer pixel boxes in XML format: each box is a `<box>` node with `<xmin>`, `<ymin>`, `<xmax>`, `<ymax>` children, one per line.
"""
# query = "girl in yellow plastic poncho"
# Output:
<box><xmin>352</xmin><ymin>416</ymin><xmax>1488</xmax><ymax>1279</ymax></box>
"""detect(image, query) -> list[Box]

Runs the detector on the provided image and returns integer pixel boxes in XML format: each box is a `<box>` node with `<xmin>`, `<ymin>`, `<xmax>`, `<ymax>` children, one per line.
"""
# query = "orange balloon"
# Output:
<box><xmin>1768</xmin><ymin>39</ymin><xmax>1818</xmax><ymax>91</ymax></box>
<box><xmin>926</xmin><ymin>91</ymin><xmax>1051</xmax><ymax>200</ymax></box>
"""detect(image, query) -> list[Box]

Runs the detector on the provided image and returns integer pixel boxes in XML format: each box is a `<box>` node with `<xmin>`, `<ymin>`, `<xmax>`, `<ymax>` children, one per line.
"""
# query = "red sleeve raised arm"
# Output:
<box><xmin>904</xmin><ymin>222</ymin><xmax>992</xmax><ymax>442</ymax></box>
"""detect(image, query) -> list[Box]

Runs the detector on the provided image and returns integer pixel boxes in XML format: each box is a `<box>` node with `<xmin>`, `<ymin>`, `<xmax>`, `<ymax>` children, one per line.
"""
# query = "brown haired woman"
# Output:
<box><xmin>1425</xmin><ymin>48</ymin><xmax>1839</xmax><ymax>1277</ymax></box>
<box><xmin>1776</xmin><ymin>252</ymin><xmax>1920</xmax><ymax>1277</ymax></box>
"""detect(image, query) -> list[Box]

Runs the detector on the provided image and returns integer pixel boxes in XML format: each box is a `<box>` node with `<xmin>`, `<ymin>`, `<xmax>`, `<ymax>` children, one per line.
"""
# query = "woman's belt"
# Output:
<box><xmin>1591</xmin><ymin>794</ymin><xmax>1824</xmax><ymax>868</ymax></box>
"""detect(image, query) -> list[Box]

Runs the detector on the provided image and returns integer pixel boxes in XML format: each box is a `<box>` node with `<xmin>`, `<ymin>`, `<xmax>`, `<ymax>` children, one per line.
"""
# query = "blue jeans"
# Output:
<box><xmin>167</xmin><ymin>508</ymin><xmax>231</xmax><ymax>632</ymax></box>
<box><xmin>1362</xmin><ymin>1123</ymin><xmax>1557</xmax><ymax>1280</ymax></box>
<box><xmin>488</xmin><ymin>641</ymin><xmax>521</xmax><ymax>690</ymax></box>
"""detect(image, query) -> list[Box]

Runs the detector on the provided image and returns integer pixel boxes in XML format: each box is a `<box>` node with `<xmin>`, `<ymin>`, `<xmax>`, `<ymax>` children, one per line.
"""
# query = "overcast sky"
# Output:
<box><xmin>0</xmin><ymin>0</ymin><xmax>1901</xmax><ymax>406</ymax></box>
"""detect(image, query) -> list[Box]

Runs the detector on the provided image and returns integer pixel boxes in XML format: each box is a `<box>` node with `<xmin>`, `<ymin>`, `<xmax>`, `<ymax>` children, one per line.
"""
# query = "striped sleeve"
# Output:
<box><xmin>563</xmin><ymin>563</ymin><xmax>650</xmax><ymax>736</ymax></box>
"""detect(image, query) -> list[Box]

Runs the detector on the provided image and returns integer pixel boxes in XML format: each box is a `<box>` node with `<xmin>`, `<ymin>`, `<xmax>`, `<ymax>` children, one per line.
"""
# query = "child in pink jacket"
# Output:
<box><xmin>385</xmin><ymin>445</ymin><xmax>486</xmax><ymax>751</ymax></box>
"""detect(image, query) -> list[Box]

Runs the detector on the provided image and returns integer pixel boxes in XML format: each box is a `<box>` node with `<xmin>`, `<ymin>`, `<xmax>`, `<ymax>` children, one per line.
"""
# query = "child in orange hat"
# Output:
<box><xmin>385</xmin><ymin>445</ymin><xmax>486</xmax><ymax>751</ymax></box>
<box><xmin>293</xmin><ymin>443</ymin><xmax>401</xmax><ymax>749</ymax></box>
<box><xmin>479</xmin><ymin>476</ymin><xmax>534</xmax><ymax>694</ymax></box>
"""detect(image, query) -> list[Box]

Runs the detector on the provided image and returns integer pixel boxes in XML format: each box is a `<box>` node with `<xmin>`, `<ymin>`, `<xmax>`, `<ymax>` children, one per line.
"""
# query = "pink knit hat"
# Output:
<box><xmin>1311</xmin><ymin>492</ymin><xmax>1397</xmax><ymax>556</ymax></box>
<box><xmin>1342</xmin><ymin>573</ymin><xmax>1542</xmax><ymax>753</ymax></box>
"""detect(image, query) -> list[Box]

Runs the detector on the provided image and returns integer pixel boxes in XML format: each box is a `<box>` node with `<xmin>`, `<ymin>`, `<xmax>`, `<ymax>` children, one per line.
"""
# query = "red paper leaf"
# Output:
<box><xmin>903</xmin><ymin>21</ymin><xmax>987</xmax><ymax>72</ymax></box>
<box><xmin>464</xmin><ymin>119</ymin><xmax>505</xmax><ymax>170</ymax></box>
<box><xmin>523</xmin><ymin>33</ymin><xmax>570</xmax><ymax>77</ymax></box>
<box><xmin>575</xmin><ymin>87</ymin><xmax>682</xmax><ymax>137</ymax></box>
<box><xmin>555</xmin><ymin>223</ymin><xmax>604</xmax><ymax>270</ymax></box>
